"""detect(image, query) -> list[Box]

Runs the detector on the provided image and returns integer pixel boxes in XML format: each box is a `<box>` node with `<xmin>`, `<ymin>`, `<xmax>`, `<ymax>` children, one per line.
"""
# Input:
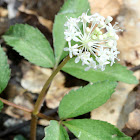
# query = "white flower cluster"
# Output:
<box><xmin>64</xmin><ymin>12</ymin><xmax>122</xmax><ymax>71</ymax></box>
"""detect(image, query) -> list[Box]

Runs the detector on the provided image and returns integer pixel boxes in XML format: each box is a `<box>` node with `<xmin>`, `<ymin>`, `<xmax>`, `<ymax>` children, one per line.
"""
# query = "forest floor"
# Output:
<box><xmin>0</xmin><ymin>0</ymin><xmax>140</xmax><ymax>139</ymax></box>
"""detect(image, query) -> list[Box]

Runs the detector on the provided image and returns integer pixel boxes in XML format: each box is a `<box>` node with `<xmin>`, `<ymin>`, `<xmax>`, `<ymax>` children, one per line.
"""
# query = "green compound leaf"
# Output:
<box><xmin>43</xmin><ymin>120</ymin><xmax>69</xmax><ymax>140</ymax></box>
<box><xmin>59</xmin><ymin>81</ymin><xmax>117</xmax><ymax>119</ymax></box>
<box><xmin>63</xmin><ymin>119</ymin><xmax>131</xmax><ymax>140</ymax></box>
<box><xmin>53</xmin><ymin>0</ymin><xmax>90</xmax><ymax>65</ymax></box>
<box><xmin>3</xmin><ymin>24</ymin><xmax>55</xmax><ymax>68</ymax></box>
<box><xmin>0</xmin><ymin>100</ymin><xmax>3</xmax><ymax>112</ymax></box>
<box><xmin>0</xmin><ymin>46</ymin><xmax>10</xmax><ymax>93</ymax></box>
<box><xmin>62</xmin><ymin>58</ymin><xmax>138</xmax><ymax>84</ymax></box>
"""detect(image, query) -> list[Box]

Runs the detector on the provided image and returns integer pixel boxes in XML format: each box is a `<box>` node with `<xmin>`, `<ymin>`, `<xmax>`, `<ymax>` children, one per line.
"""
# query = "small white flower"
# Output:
<box><xmin>97</xmin><ymin>47</ymin><xmax>109</xmax><ymax>60</ymax></box>
<box><xmin>106</xmin><ymin>40</ymin><xmax>117</xmax><ymax>50</ymax></box>
<box><xmin>98</xmin><ymin>35</ymin><xmax>104</xmax><ymax>40</ymax></box>
<box><xmin>107</xmin><ymin>49</ymin><xmax>120</xmax><ymax>66</ymax></box>
<box><xmin>85</xmin><ymin>58</ymin><xmax>97</xmax><ymax>71</ymax></box>
<box><xmin>81</xmin><ymin>52</ymin><xmax>91</xmax><ymax>65</ymax></box>
<box><xmin>80</xmin><ymin>11</ymin><xmax>91</xmax><ymax>23</ymax></box>
<box><xmin>75</xmin><ymin>50</ymin><xmax>83</xmax><ymax>63</ymax></box>
<box><xmin>64</xmin><ymin>43</ymin><xmax>79</xmax><ymax>58</ymax></box>
<box><xmin>64</xmin><ymin>28</ymin><xmax>81</xmax><ymax>42</ymax></box>
<box><xmin>106</xmin><ymin>40</ymin><xmax>114</xmax><ymax>47</ymax></box>
<box><xmin>64</xmin><ymin>17</ymin><xmax>80</xmax><ymax>28</ymax></box>
<box><xmin>64</xmin><ymin>11</ymin><xmax>122</xmax><ymax>71</ymax></box>
<box><xmin>96</xmin><ymin>57</ymin><xmax>110</xmax><ymax>71</ymax></box>
<box><xmin>105</xmin><ymin>16</ymin><xmax>113</xmax><ymax>24</ymax></box>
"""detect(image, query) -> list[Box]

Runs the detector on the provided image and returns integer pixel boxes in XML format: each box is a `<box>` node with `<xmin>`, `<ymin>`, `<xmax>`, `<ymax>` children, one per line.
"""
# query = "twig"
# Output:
<box><xmin>130</xmin><ymin>65</ymin><xmax>140</xmax><ymax>72</ymax></box>
<box><xmin>0</xmin><ymin>97</ymin><xmax>32</xmax><ymax>113</ymax></box>
<box><xmin>37</xmin><ymin>113</ymin><xmax>55</xmax><ymax>120</ymax></box>
<box><xmin>0</xmin><ymin>97</ymin><xmax>54</xmax><ymax>120</ymax></box>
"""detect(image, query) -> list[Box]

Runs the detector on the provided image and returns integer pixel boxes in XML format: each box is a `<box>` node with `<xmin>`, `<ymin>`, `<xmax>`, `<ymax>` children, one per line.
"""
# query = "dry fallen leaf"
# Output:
<box><xmin>91</xmin><ymin>71</ymin><xmax>140</xmax><ymax>127</ymax></box>
<box><xmin>126</xmin><ymin>109</ymin><xmax>140</xmax><ymax>130</ymax></box>
<box><xmin>46</xmin><ymin>86</ymin><xmax>79</xmax><ymax>109</ymax></box>
<box><xmin>88</xmin><ymin>0</ymin><xmax>123</xmax><ymax>17</ymax></box>
<box><xmin>4</xmin><ymin>83</ymin><xmax>34</xmax><ymax>120</ymax></box>
<box><xmin>19</xmin><ymin>5</ymin><xmax>53</xmax><ymax>32</ymax></box>
<box><xmin>4</xmin><ymin>95</ymin><xmax>33</xmax><ymax>120</ymax></box>
<box><xmin>0</xmin><ymin>7</ymin><xmax>8</xmax><ymax>35</ymax></box>
<box><xmin>38</xmin><ymin>119</ymin><xmax>50</xmax><ymax>126</ymax></box>
<box><xmin>117</xmin><ymin>0</ymin><xmax>140</xmax><ymax>66</ymax></box>
<box><xmin>91</xmin><ymin>1</ymin><xmax>140</xmax><ymax>127</ymax></box>
<box><xmin>0</xmin><ymin>7</ymin><xmax>8</xmax><ymax>17</ymax></box>
<box><xmin>21</xmin><ymin>61</ymin><xmax>79</xmax><ymax>109</ymax></box>
<box><xmin>122</xmin><ymin>88</ymin><xmax>140</xmax><ymax>137</ymax></box>
<box><xmin>21</xmin><ymin>62</ymin><xmax>65</xmax><ymax>93</ymax></box>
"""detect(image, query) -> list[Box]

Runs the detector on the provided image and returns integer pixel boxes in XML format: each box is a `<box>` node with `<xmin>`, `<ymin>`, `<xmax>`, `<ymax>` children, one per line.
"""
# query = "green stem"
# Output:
<box><xmin>30</xmin><ymin>114</ymin><xmax>38</xmax><ymax>140</ymax></box>
<box><xmin>30</xmin><ymin>55</ymin><xmax>70</xmax><ymax>140</ymax></box>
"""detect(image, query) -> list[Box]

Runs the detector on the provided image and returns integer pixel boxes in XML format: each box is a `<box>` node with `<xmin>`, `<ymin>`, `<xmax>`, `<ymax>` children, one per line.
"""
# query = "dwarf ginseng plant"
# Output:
<box><xmin>0</xmin><ymin>0</ymin><xmax>138</xmax><ymax>140</ymax></box>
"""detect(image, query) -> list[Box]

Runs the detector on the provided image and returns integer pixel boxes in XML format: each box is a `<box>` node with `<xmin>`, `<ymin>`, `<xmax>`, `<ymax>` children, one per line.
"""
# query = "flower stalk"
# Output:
<box><xmin>30</xmin><ymin>55</ymin><xmax>70</xmax><ymax>140</ymax></box>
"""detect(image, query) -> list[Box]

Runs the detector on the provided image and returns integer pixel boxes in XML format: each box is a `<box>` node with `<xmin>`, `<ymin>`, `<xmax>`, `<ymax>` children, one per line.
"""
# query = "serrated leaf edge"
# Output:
<box><xmin>63</xmin><ymin>119</ymin><xmax>131</xmax><ymax>140</ymax></box>
<box><xmin>59</xmin><ymin>81</ymin><xmax>117</xmax><ymax>119</ymax></box>
<box><xmin>0</xmin><ymin>46</ymin><xmax>11</xmax><ymax>93</ymax></box>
